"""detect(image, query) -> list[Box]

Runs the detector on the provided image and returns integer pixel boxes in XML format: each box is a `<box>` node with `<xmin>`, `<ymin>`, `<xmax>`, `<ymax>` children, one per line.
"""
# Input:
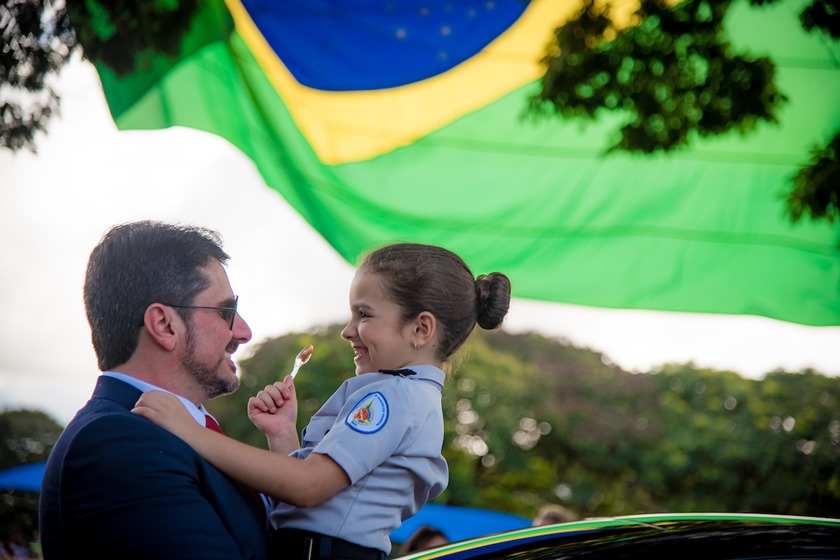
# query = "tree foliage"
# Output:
<box><xmin>0</xmin><ymin>0</ymin><xmax>197</xmax><ymax>153</ymax></box>
<box><xmin>787</xmin><ymin>132</ymin><xmax>840</xmax><ymax>223</ymax></box>
<box><xmin>1</xmin><ymin>328</ymin><xmax>837</xmax><ymax>534</ymax></box>
<box><xmin>530</xmin><ymin>0</ymin><xmax>839</xmax><ymax>225</ymax></box>
<box><xmin>529</xmin><ymin>0</ymin><xmax>787</xmax><ymax>154</ymax></box>
<box><xmin>0</xmin><ymin>409</ymin><xmax>63</xmax><ymax>470</ymax></box>
<box><xmin>0</xmin><ymin>409</ymin><xmax>63</xmax><ymax>541</ymax></box>
<box><xmin>64</xmin><ymin>0</ymin><xmax>199</xmax><ymax>76</ymax></box>
<box><xmin>0</xmin><ymin>0</ymin><xmax>77</xmax><ymax>152</ymax></box>
<box><xmin>796</xmin><ymin>0</ymin><xmax>840</xmax><ymax>37</ymax></box>
<box><xmin>210</xmin><ymin>325</ymin><xmax>840</xmax><ymax>520</ymax></box>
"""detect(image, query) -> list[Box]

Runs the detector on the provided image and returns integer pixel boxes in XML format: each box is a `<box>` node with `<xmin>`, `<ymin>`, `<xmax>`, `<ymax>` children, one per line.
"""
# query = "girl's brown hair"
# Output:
<box><xmin>360</xmin><ymin>243</ymin><xmax>511</xmax><ymax>360</ymax></box>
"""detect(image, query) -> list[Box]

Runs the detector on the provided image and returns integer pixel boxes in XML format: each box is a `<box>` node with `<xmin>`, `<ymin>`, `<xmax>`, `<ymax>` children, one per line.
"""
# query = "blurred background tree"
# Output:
<box><xmin>528</xmin><ymin>0</ymin><xmax>839</xmax><ymax>225</ymax></box>
<box><xmin>1</xmin><ymin>0</ymin><xmax>837</xmax><ymax>224</ymax></box>
<box><xmin>0</xmin><ymin>0</ymin><xmax>77</xmax><ymax>152</ymax></box>
<box><xmin>0</xmin><ymin>410</ymin><xmax>62</xmax><ymax>546</ymax></box>
<box><xmin>0</xmin><ymin>0</ymin><xmax>197</xmax><ymax>152</ymax></box>
<box><xmin>1</xmin><ymin>328</ymin><xmax>837</xmax><ymax>535</ymax></box>
<box><xmin>0</xmin><ymin>410</ymin><xmax>62</xmax><ymax>470</ymax></box>
<box><xmin>208</xmin><ymin>325</ymin><xmax>840</xmax><ymax>519</ymax></box>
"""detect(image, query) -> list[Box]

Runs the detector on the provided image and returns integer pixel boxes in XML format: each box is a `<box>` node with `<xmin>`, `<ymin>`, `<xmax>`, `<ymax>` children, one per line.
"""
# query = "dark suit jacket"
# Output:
<box><xmin>39</xmin><ymin>375</ymin><xmax>268</xmax><ymax>559</ymax></box>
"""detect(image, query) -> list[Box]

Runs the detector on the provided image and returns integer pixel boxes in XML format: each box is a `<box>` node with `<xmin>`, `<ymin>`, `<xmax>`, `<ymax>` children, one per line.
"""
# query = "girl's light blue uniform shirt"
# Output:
<box><xmin>270</xmin><ymin>364</ymin><xmax>448</xmax><ymax>553</ymax></box>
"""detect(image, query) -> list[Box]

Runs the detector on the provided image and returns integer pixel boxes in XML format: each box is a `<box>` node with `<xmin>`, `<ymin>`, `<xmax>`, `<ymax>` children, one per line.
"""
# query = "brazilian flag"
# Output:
<box><xmin>92</xmin><ymin>0</ymin><xmax>840</xmax><ymax>326</ymax></box>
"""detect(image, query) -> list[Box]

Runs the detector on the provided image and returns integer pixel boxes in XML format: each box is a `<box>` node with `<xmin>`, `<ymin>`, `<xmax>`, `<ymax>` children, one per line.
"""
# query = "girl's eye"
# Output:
<box><xmin>359</xmin><ymin>310</ymin><xmax>370</xmax><ymax>319</ymax></box>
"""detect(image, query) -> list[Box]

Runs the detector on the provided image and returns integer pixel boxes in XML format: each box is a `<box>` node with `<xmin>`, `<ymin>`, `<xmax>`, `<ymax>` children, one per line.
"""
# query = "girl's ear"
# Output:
<box><xmin>143</xmin><ymin>303</ymin><xmax>179</xmax><ymax>351</ymax></box>
<box><xmin>413</xmin><ymin>311</ymin><xmax>437</xmax><ymax>349</ymax></box>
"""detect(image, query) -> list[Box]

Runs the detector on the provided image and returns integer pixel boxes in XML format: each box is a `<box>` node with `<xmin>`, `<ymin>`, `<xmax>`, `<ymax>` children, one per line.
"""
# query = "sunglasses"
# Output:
<box><xmin>164</xmin><ymin>295</ymin><xmax>239</xmax><ymax>330</ymax></box>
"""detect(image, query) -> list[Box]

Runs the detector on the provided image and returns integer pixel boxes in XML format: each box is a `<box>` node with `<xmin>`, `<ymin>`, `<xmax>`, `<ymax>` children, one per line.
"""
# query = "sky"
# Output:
<box><xmin>2</xmin><ymin>57</ymin><xmax>839</xmax><ymax>426</ymax></box>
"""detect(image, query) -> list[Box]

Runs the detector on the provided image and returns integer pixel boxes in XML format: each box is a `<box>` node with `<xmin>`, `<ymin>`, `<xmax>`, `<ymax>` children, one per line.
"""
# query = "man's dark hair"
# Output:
<box><xmin>83</xmin><ymin>221</ymin><xmax>229</xmax><ymax>371</ymax></box>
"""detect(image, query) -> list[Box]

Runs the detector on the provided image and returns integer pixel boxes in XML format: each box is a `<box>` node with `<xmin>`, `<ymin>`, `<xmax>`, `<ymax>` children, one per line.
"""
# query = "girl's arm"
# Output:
<box><xmin>133</xmin><ymin>391</ymin><xmax>349</xmax><ymax>507</ymax></box>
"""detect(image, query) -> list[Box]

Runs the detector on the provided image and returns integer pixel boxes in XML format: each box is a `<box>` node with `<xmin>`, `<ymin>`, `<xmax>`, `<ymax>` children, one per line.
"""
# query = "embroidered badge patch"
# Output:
<box><xmin>345</xmin><ymin>392</ymin><xmax>389</xmax><ymax>434</ymax></box>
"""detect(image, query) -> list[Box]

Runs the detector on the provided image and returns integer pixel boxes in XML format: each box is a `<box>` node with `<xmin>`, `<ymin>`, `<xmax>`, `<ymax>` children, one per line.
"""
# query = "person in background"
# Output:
<box><xmin>398</xmin><ymin>525</ymin><xmax>449</xmax><ymax>554</ymax></box>
<box><xmin>532</xmin><ymin>504</ymin><xmax>578</xmax><ymax>526</ymax></box>
<box><xmin>39</xmin><ymin>221</ymin><xmax>267</xmax><ymax>559</ymax></box>
<box><xmin>134</xmin><ymin>243</ymin><xmax>512</xmax><ymax>560</ymax></box>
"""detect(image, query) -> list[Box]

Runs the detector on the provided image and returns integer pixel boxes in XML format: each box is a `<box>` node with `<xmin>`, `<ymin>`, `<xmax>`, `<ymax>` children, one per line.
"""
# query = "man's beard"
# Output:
<box><xmin>182</xmin><ymin>322</ymin><xmax>240</xmax><ymax>399</ymax></box>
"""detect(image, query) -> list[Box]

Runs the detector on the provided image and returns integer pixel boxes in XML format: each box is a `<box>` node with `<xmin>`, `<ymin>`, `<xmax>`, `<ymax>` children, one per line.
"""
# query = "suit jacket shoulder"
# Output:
<box><xmin>40</xmin><ymin>376</ymin><xmax>267</xmax><ymax>560</ymax></box>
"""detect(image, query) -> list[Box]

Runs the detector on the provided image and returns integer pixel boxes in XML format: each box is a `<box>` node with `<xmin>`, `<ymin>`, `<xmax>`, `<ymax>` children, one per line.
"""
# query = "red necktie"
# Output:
<box><xmin>204</xmin><ymin>414</ymin><xmax>224</xmax><ymax>434</ymax></box>
<box><xmin>204</xmin><ymin>414</ymin><xmax>268</xmax><ymax>525</ymax></box>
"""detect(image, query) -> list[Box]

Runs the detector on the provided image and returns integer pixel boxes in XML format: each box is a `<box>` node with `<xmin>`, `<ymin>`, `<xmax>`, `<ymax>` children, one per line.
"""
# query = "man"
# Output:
<box><xmin>39</xmin><ymin>221</ymin><xmax>267</xmax><ymax>559</ymax></box>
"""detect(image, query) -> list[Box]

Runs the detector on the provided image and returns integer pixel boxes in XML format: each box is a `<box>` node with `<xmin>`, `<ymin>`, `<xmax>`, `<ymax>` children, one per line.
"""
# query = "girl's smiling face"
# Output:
<box><xmin>341</xmin><ymin>269</ymin><xmax>415</xmax><ymax>375</ymax></box>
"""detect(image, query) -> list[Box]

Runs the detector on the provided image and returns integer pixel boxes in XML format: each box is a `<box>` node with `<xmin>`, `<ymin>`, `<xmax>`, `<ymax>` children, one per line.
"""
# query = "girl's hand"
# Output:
<box><xmin>133</xmin><ymin>391</ymin><xmax>201</xmax><ymax>440</ymax></box>
<box><xmin>248</xmin><ymin>375</ymin><xmax>299</xmax><ymax>439</ymax></box>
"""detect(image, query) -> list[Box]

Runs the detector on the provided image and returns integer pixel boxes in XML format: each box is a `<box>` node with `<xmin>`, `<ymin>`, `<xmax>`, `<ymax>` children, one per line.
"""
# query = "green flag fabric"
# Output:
<box><xmin>93</xmin><ymin>0</ymin><xmax>840</xmax><ymax>325</ymax></box>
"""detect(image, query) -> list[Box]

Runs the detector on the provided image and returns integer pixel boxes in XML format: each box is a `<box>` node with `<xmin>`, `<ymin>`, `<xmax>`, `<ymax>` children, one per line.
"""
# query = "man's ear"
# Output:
<box><xmin>413</xmin><ymin>311</ymin><xmax>437</xmax><ymax>349</ymax></box>
<box><xmin>143</xmin><ymin>303</ymin><xmax>179</xmax><ymax>351</ymax></box>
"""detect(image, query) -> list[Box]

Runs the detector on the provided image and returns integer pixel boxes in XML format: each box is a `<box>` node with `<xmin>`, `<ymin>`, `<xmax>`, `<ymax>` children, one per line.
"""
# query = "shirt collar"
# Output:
<box><xmin>398</xmin><ymin>364</ymin><xmax>446</xmax><ymax>390</ymax></box>
<box><xmin>102</xmin><ymin>371</ymin><xmax>210</xmax><ymax>426</ymax></box>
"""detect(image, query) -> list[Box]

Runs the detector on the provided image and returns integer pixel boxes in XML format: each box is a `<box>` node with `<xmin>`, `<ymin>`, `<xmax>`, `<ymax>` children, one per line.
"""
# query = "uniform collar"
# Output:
<box><xmin>390</xmin><ymin>364</ymin><xmax>445</xmax><ymax>390</ymax></box>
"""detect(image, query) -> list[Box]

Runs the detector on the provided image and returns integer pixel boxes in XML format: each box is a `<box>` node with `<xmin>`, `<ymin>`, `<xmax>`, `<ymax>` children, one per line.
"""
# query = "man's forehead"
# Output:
<box><xmin>198</xmin><ymin>261</ymin><xmax>234</xmax><ymax>298</ymax></box>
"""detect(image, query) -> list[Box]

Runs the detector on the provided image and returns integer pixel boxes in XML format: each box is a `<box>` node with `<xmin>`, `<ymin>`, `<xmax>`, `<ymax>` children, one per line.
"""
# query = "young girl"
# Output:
<box><xmin>133</xmin><ymin>243</ymin><xmax>511</xmax><ymax>559</ymax></box>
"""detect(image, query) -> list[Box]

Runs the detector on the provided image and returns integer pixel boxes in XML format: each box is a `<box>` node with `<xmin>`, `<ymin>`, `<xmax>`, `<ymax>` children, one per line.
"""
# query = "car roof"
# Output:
<box><xmin>394</xmin><ymin>513</ymin><xmax>840</xmax><ymax>560</ymax></box>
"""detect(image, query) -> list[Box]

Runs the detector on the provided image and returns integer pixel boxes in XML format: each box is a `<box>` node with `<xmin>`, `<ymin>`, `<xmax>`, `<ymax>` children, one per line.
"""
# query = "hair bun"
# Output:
<box><xmin>475</xmin><ymin>272</ymin><xmax>511</xmax><ymax>330</ymax></box>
